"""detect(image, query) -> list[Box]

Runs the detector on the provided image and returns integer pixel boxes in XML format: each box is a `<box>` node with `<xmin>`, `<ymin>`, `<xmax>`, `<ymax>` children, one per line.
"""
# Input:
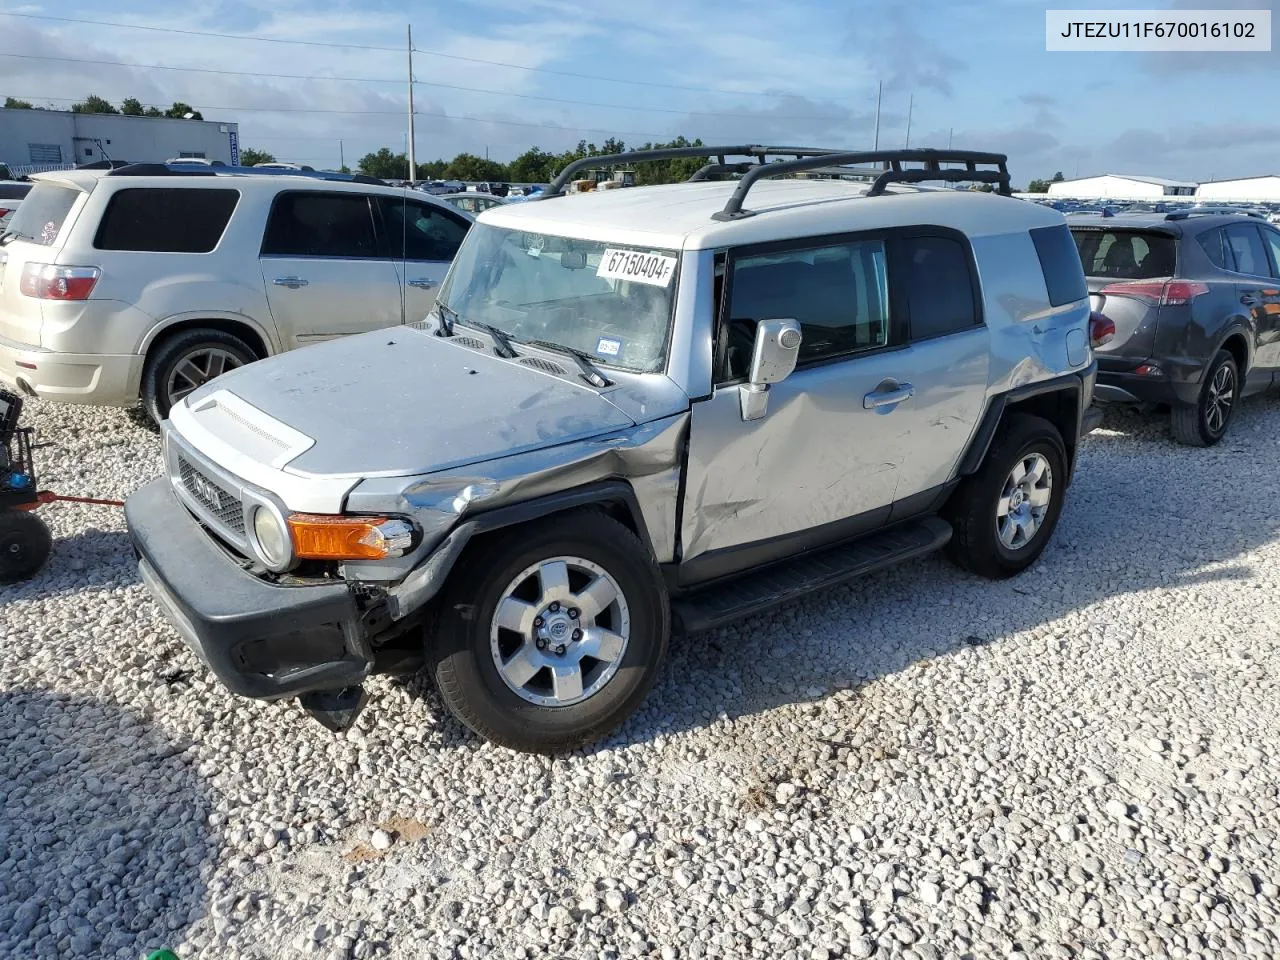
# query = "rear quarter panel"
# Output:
<box><xmin>970</xmin><ymin>230</ymin><xmax>1092</xmax><ymax>394</ymax></box>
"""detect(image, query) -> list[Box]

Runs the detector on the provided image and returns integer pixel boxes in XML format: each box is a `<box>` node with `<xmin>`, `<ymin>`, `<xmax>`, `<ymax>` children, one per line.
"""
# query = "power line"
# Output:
<box><xmin>0</xmin><ymin>51</ymin><xmax>857</xmax><ymax>121</ymax></box>
<box><xmin>0</xmin><ymin>10</ymin><xmax>839</xmax><ymax>101</ymax></box>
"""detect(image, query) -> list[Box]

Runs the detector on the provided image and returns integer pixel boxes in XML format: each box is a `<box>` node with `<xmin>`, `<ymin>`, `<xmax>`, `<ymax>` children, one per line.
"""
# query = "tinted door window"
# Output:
<box><xmin>94</xmin><ymin>188</ymin><xmax>239</xmax><ymax>253</ymax></box>
<box><xmin>902</xmin><ymin>235</ymin><xmax>979</xmax><ymax>340</ymax></box>
<box><xmin>1224</xmin><ymin>223</ymin><xmax>1270</xmax><ymax>276</ymax></box>
<box><xmin>378</xmin><ymin>198</ymin><xmax>470</xmax><ymax>261</ymax></box>
<box><xmin>724</xmin><ymin>239</ymin><xmax>889</xmax><ymax>378</ymax></box>
<box><xmin>261</xmin><ymin>192</ymin><xmax>379</xmax><ymax>258</ymax></box>
<box><xmin>1259</xmin><ymin>227</ymin><xmax>1280</xmax><ymax>279</ymax></box>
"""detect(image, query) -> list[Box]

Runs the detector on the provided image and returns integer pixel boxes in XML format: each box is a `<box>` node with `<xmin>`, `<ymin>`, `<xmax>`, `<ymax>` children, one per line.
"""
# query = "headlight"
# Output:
<box><xmin>251</xmin><ymin>505</ymin><xmax>291</xmax><ymax>568</ymax></box>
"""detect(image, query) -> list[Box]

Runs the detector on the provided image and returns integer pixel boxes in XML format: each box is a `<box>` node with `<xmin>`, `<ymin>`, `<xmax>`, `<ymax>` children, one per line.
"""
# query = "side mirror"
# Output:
<box><xmin>740</xmin><ymin>319</ymin><xmax>802</xmax><ymax>421</ymax></box>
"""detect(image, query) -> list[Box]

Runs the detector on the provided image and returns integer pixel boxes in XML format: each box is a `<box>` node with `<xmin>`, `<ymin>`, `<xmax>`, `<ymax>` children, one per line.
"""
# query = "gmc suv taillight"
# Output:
<box><xmin>1088</xmin><ymin>311</ymin><xmax>1116</xmax><ymax>348</ymax></box>
<box><xmin>19</xmin><ymin>263</ymin><xmax>101</xmax><ymax>301</ymax></box>
<box><xmin>1099</xmin><ymin>279</ymin><xmax>1209</xmax><ymax>306</ymax></box>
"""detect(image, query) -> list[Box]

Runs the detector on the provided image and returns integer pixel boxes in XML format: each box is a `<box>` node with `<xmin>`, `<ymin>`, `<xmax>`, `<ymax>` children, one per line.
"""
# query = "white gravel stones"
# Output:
<box><xmin>369</xmin><ymin>830</ymin><xmax>394</xmax><ymax>852</ymax></box>
<box><xmin>2</xmin><ymin>400</ymin><xmax>1280</xmax><ymax>959</ymax></box>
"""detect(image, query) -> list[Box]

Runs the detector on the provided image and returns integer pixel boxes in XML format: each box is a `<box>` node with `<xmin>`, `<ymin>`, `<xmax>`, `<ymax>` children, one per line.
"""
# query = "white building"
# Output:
<box><xmin>1195</xmin><ymin>176</ymin><xmax>1280</xmax><ymax>202</ymax></box>
<box><xmin>1046</xmin><ymin>174</ymin><xmax>1197</xmax><ymax>200</ymax></box>
<box><xmin>0</xmin><ymin>108</ymin><xmax>240</xmax><ymax>175</ymax></box>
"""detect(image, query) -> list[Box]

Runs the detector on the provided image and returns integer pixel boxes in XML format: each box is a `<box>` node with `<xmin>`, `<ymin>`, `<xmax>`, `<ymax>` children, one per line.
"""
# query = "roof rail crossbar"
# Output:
<box><xmin>541</xmin><ymin>145</ymin><xmax>843</xmax><ymax>198</ymax></box>
<box><xmin>1166</xmin><ymin>207</ymin><xmax>1265</xmax><ymax>220</ymax></box>
<box><xmin>103</xmin><ymin>162</ymin><xmax>387</xmax><ymax>185</ymax></box>
<box><xmin>713</xmin><ymin>149</ymin><xmax>1011</xmax><ymax>220</ymax></box>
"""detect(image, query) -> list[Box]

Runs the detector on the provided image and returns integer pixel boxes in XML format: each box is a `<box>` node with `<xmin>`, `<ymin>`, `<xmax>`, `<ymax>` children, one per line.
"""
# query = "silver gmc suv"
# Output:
<box><xmin>125</xmin><ymin>146</ymin><xmax>1102</xmax><ymax>753</ymax></box>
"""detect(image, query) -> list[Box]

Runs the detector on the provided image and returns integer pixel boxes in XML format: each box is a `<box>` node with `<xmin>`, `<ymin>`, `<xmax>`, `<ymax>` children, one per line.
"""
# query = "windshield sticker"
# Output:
<box><xmin>596</xmin><ymin>248</ymin><xmax>677</xmax><ymax>288</ymax></box>
<box><xmin>596</xmin><ymin>337</ymin><xmax>622</xmax><ymax>357</ymax></box>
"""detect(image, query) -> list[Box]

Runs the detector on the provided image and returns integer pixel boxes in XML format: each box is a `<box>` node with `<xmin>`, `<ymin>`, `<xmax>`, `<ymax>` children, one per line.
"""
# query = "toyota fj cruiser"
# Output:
<box><xmin>126</xmin><ymin>146</ymin><xmax>1102</xmax><ymax>753</ymax></box>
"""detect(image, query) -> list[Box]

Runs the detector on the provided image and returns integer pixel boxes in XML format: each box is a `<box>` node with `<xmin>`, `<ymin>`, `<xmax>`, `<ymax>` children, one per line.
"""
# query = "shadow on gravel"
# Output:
<box><xmin>0</xmin><ymin>689</ymin><xmax>216</xmax><ymax>960</ymax></box>
<box><xmin>594</xmin><ymin>398</ymin><xmax>1280</xmax><ymax>747</ymax></box>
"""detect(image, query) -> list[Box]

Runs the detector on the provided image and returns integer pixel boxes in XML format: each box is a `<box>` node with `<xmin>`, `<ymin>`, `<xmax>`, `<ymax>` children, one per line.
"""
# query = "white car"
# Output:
<box><xmin>0</xmin><ymin>181</ymin><xmax>31</xmax><ymax>234</ymax></box>
<box><xmin>0</xmin><ymin>165</ymin><xmax>473</xmax><ymax>422</ymax></box>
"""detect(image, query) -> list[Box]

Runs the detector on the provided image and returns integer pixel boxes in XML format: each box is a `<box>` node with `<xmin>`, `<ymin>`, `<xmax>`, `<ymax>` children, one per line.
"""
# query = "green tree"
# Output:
<box><xmin>4</xmin><ymin>97</ymin><xmax>33</xmax><ymax>109</ymax></box>
<box><xmin>71</xmin><ymin>94</ymin><xmax>119</xmax><ymax>115</ymax></box>
<box><xmin>1052</xmin><ymin>171</ymin><xmax>1065</xmax><ymax>182</ymax></box>
<box><xmin>418</xmin><ymin>159</ymin><xmax>448</xmax><ymax>179</ymax></box>
<box><xmin>1027</xmin><ymin>178</ymin><xmax>1050</xmax><ymax>193</ymax></box>
<box><xmin>358</xmin><ymin>147</ymin><xmax>408</xmax><ymax>180</ymax></box>
<box><xmin>143</xmin><ymin>106</ymin><xmax>163</xmax><ymax>118</ymax></box>
<box><xmin>120</xmin><ymin>97</ymin><xmax>145</xmax><ymax>116</ymax></box>
<box><xmin>239</xmin><ymin>147</ymin><xmax>276</xmax><ymax>167</ymax></box>
<box><xmin>165</xmin><ymin>102</ymin><xmax>203</xmax><ymax>120</ymax></box>
<box><xmin>508</xmin><ymin>146</ymin><xmax>558</xmax><ymax>184</ymax></box>
<box><xmin>443</xmin><ymin>153</ymin><xmax>508</xmax><ymax>182</ymax></box>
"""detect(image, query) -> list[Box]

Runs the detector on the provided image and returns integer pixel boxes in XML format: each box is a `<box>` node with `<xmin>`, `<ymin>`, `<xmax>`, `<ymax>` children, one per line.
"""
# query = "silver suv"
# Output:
<box><xmin>0</xmin><ymin>164</ymin><xmax>471</xmax><ymax>422</ymax></box>
<box><xmin>126</xmin><ymin>146</ymin><xmax>1102</xmax><ymax>753</ymax></box>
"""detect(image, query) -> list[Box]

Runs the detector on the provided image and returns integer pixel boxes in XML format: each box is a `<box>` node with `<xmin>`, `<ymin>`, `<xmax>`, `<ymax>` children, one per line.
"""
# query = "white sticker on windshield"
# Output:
<box><xmin>596</xmin><ymin>337</ymin><xmax>622</xmax><ymax>357</ymax></box>
<box><xmin>596</xmin><ymin>248</ymin><xmax>677</xmax><ymax>287</ymax></box>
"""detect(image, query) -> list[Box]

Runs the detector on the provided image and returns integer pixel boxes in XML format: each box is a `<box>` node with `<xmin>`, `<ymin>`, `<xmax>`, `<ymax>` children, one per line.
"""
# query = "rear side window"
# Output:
<box><xmin>261</xmin><ymin>192</ymin><xmax>379</xmax><ymax>258</ymax></box>
<box><xmin>1197</xmin><ymin>228</ymin><xmax>1228</xmax><ymax>269</ymax></box>
<box><xmin>378</xmin><ymin>198</ymin><xmax>470</xmax><ymax>261</ymax></box>
<box><xmin>94</xmin><ymin>188</ymin><xmax>239</xmax><ymax>253</ymax></box>
<box><xmin>902</xmin><ymin>235</ymin><xmax>979</xmax><ymax>339</ymax></box>
<box><xmin>5</xmin><ymin>183</ymin><xmax>79</xmax><ymax>246</ymax></box>
<box><xmin>1034</xmin><ymin>225</ymin><xmax>1089</xmax><ymax>305</ymax></box>
<box><xmin>1224</xmin><ymin>223</ymin><xmax>1269</xmax><ymax>276</ymax></box>
<box><xmin>1069</xmin><ymin>228</ymin><xmax>1174</xmax><ymax>281</ymax></box>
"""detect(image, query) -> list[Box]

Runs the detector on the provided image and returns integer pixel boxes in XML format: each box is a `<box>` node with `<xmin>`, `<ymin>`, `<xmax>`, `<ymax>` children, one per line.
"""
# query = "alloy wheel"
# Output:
<box><xmin>489</xmin><ymin>556</ymin><xmax>631</xmax><ymax>707</ymax></box>
<box><xmin>1204</xmin><ymin>362</ymin><xmax>1235</xmax><ymax>435</ymax></box>
<box><xmin>165</xmin><ymin>348</ymin><xmax>244</xmax><ymax>406</ymax></box>
<box><xmin>996</xmin><ymin>452</ymin><xmax>1053</xmax><ymax>550</ymax></box>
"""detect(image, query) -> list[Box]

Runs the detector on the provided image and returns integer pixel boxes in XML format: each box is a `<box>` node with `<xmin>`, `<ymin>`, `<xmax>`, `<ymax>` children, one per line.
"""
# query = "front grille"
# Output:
<box><xmin>177</xmin><ymin>454</ymin><xmax>245</xmax><ymax>536</ymax></box>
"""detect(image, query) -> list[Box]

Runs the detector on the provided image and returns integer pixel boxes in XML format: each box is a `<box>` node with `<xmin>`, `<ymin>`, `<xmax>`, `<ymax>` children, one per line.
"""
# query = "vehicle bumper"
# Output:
<box><xmin>0</xmin><ymin>333</ymin><xmax>141</xmax><ymax>406</ymax></box>
<box><xmin>126</xmin><ymin>477</ymin><xmax>373</xmax><ymax>700</ymax></box>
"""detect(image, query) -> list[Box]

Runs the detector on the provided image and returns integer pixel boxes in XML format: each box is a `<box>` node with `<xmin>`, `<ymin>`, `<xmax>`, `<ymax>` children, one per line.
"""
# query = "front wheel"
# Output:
<box><xmin>141</xmin><ymin>328</ymin><xmax>256</xmax><ymax>424</ymax></box>
<box><xmin>945</xmin><ymin>413</ymin><xmax>1068</xmax><ymax>579</ymax></box>
<box><xmin>431</xmin><ymin>510</ymin><xmax>669</xmax><ymax>753</ymax></box>
<box><xmin>0</xmin><ymin>511</ymin><xmax>53</xmax><ymax>583</ymax></box>
<box><xmin>1171</xmin><ymin>349</ymin><xmax>1237</xmax><ymax>447</ymax></box>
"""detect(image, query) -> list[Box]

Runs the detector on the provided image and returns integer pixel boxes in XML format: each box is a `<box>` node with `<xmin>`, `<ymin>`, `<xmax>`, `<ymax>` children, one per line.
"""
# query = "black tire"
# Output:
<box><xmin>945</xmin><ymin>413</ymin><xmax>1068</xmax><ymax>580</ymax></box>
<box><xmin>0</xmin><ymin>511</ymin><xmax>53</xmax><ymax>584</ymax></box>
<box><xmin>1171</xmin><ymin>349</ymin><xmax>1238</xmax><ymax>447</ymax></box>
<box><xmin>431</xmin><ymin>510</ymin><xmax>669</xmax><ymax>753</ymax></box>
<box><xmin>141</xmin><ymin>328</ymin><xmax>257</xmax><ymax>424</ymax></box>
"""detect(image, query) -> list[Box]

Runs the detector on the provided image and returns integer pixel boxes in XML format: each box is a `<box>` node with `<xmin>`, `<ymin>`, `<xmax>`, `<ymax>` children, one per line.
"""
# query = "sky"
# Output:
<box><xmin>1</xmin><ymin>0</ymin><xmax>1278</xmax><ymax>185</ymax></box>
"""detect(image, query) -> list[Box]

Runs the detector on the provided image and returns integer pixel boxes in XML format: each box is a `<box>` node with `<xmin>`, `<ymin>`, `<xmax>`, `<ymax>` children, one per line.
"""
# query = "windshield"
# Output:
<box><xmin>5</xmin><ymin>182</ymin><xmax>80</xmax><ymax>245</ymax></box>
<box><xmin>437</xmin><ymin>223</ymin><xmax>678</xmax><ymax>373</ymax></box>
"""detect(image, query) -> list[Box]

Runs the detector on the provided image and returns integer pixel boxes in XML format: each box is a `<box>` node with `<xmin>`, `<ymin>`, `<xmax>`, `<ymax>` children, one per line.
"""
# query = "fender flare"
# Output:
<box><xmin>385</xmin><ymin>480</ymin><xmax>653</xmax><ymax>621</ymax></box>
<box><xmin>135</xmin><ymin>311</ymin><xmax>281</xmax><ymax>359</ymax></box>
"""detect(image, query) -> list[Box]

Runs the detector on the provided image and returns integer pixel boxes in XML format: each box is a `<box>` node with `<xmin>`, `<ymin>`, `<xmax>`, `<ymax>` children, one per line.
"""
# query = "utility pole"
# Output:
<box><xmin>407</xmin><ymin>24</ymin><xmax>417</xmax><ymax>184</ymax></box>
<box><xmin>873</xmin><ymin>80</ymin><xmax>882</xmax><ymax>151</ymax></box>
<box><xmin>904</xmin><ymin>94</ymin><xmax>913</xmax><ymax>149</ymax></box>
<box><xmin>948</xmin><ymin>128</ymin><xmax>954</xmax><ymax>149</ymax></box>
<box><xmin>339</xmin><ymin>139</ymin><xmax>344</xmax><ymax>172</ymax></box>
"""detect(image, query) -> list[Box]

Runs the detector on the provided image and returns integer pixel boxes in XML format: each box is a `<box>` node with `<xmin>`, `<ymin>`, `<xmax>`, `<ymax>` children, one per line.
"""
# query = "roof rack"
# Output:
<box><xmin>539</xmin><ymin>145</ymin><xmax>1011</xmax><ymax>220</ymax></box>
<box><xmin>104</xmin><ymin>162</ymin><xmax>386</xmax><ymax>186</ymax></box>
<box><xmin>1165</xmin><ymin>207</ymin><xmax>1266</xmax><ymax>221</ymax></box>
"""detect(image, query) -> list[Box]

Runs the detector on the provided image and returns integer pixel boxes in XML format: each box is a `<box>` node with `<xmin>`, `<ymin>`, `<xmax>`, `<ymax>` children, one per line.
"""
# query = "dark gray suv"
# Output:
<box><xmin>1070</xmin><ymin>211</ymin><xmax>1280</xmax><ymax>445</ymax></box>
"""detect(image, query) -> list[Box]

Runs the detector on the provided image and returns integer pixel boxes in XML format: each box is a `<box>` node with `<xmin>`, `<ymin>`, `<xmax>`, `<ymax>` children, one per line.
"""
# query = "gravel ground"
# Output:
<box><xmin>2</xmin><ymin>396</ymin><xmax>1279</xmax><ymax>960</ymax></box>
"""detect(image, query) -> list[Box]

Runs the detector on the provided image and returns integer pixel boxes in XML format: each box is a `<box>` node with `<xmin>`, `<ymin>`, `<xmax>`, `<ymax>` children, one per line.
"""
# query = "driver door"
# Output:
<box><xmin>376</xmin><ymin>196</ymin><xmax>472</xmax><ymax>323</ymax></box>
<box><xmin>679</xmin><ymin>235</ymin><xmax>912</xmax><ymax>580</ymax></box>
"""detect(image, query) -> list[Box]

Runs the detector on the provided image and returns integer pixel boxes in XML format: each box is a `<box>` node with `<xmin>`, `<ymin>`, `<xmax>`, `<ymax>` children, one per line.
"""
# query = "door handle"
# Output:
<box><xmin>407</xmin><ymin>278</ymin><xmax>439</xmax><ymax>289</ymax></box>
<box><xmin>1241</xmin><ymin>294</ymin><xmax>1259</xmax><ymax>306</ymax></box>
<box><xmin>273</xmin><ymin>277</ymin><xmax>309</xmax><ymax>288</ymax></box>
<box><xmin>863</xmin><ymin>382</ymin><xmax>915</xmax><ymax>409</ymax></box>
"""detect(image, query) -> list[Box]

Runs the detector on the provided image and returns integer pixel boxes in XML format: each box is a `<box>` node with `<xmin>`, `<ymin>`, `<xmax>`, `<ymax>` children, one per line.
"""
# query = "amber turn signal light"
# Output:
<box><xmin>287</xmin><ymin>514</ymin><xmax>415</xmax><ymax>560</ymax></box>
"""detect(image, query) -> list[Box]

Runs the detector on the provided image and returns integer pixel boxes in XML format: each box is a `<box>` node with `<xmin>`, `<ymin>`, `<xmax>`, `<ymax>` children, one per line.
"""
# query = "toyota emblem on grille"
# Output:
<box><xmin>190</xmin><ymin>474</ymin><xmax>224</xmax><ymax>511</ymax></box>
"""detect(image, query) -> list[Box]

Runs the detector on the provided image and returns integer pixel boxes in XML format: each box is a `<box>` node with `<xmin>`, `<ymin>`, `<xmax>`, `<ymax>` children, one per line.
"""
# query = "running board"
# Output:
<box><xmin>671</xmin><ymin>516</ymin><xmax>952</xmax><ymax>635</ymax></box>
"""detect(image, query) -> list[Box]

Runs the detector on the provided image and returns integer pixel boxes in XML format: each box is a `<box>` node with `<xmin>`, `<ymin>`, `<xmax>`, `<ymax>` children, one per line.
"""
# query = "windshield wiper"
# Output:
<box><xmin>522</xmin><ymin>339</ymin><xmax>613</xmax><ymax>388</ymax></box>
<box><xmin>461</xmin><ymin>319</ymin><xmax>519</xmax><ymax>359</ymax></box>
<box><xmin>434</xmin><ymin>301</ymin><xmax>459</xmax><ymax>337</ymax></box>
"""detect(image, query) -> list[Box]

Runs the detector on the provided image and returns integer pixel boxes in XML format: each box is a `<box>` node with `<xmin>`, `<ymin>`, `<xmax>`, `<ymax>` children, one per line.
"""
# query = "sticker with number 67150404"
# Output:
<box><xmin>596</xmin><ymin>248</ymin><xmax>677</xmax><ymax>287</ymax></box>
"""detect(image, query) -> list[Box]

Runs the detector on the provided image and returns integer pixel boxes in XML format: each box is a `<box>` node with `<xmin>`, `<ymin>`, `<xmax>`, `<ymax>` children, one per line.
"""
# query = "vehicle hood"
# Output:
<box><xmin>176</xmin><ymin>328</ymin><xmax>638</xmax><ymax>479</ymax></box>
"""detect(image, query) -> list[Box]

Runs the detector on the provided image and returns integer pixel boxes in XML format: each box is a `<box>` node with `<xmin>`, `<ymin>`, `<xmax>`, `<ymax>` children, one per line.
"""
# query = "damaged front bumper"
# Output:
<box><xmin>127</xmin><ymin>478</ymin><xmax>378</xmax><ymax>702</ymax></box>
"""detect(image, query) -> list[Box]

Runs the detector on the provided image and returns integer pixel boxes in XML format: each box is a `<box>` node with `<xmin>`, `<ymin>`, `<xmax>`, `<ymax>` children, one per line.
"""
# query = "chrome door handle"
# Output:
<box><xmin>1241</xmin><ymin>294</ymin><xmax>1259</xmax><ymax>306</ymax></box>
<box><xmin>863</xmin><ymin>382</ymin><xmax>915</xmax><ymax>409</ymax></box>
<box><xmin>273</xmin><ymin>277</ymin><xmax>309</xmax><ymax>288</ymax></box>
<box><xmin>407</xmin><ymin>278</ymin><xmax>439</xmax><ymax>289</ymax></box>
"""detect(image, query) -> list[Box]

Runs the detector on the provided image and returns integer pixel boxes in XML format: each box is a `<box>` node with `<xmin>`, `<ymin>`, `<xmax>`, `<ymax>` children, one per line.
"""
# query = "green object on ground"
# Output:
<box><xmin>145</xmin><ymin>951</ymin><xmax>180</xmax><ymax>960</ymax></box>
